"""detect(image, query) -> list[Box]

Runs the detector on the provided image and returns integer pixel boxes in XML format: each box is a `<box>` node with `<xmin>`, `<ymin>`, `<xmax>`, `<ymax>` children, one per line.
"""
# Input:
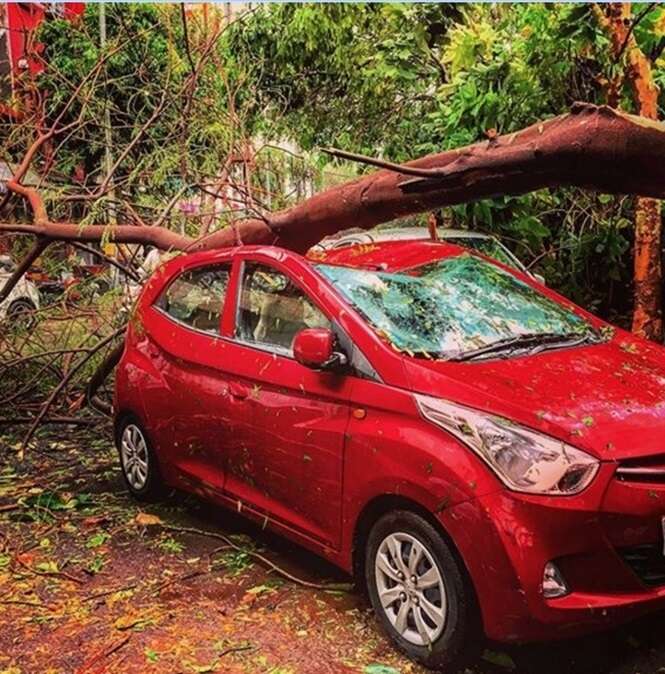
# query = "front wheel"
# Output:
<box><xmin>365</xmin><ymin>510</ymin><xmax>479</xmax><ymax>671</ymax></box>
<box><xmin>115</xmin><ymin>417</ymin><xmax>165</xmax><ymax>501</ymax></box>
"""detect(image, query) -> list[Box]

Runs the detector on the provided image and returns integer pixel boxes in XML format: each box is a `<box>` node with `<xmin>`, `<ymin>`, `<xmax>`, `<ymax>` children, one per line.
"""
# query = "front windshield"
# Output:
<box><xmin>317</xmin><ymin>254</ymin><xmax>596</xmax><ymax>360</ymax></box>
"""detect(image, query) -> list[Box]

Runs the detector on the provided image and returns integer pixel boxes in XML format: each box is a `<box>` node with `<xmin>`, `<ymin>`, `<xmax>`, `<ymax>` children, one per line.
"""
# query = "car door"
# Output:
<box><xmin>220</xmin><ymin>259</ymin><xmax>355</xmax><ymax>549</ymax></box>
<box><xmin>142</xmin><ymin>262</ymin><xmax>235</xmax><ymax>492</ymax></box>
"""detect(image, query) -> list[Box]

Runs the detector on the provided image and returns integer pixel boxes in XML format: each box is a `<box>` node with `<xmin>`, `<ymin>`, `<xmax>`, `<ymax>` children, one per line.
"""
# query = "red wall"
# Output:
<box><xmin>6</xmin><ymin>2</ymin><xmax>84</xmax><ymax>78</ymax></box>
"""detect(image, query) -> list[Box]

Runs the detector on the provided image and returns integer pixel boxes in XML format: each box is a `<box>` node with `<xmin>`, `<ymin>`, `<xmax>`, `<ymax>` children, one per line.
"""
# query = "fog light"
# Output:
<box><xmin>542</xmin><ymin>561</ymin><xmax>569</xmax><ymax>598</ymax></box>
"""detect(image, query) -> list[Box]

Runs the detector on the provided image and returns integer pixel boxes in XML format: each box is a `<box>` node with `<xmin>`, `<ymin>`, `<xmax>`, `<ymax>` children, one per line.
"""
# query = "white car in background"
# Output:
<box><xmin>313</xmin><ymin>226</ymin><xmax>544</xmax><ymax>283</ymax></box>
<box><xmin>0</xmin><ymin>255</ymin><xmax>41</xmax><ymax>325</ymax></box>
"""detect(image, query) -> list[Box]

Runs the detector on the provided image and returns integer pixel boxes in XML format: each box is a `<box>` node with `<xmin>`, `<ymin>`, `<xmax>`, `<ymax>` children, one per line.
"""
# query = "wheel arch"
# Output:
<box><xmin>351</xmin><ymin>494</ymin><xmax>479</xmax><ymax>608</ymax></box>
<box><xmin>8</xmin><ymin>297</ymin><xmax>36</xmax><ymax>310</ymax></box>
<box><xmin>113</xmin><ymin>407</ymin><xmax>146</xmax><ymax>441</ymax></box>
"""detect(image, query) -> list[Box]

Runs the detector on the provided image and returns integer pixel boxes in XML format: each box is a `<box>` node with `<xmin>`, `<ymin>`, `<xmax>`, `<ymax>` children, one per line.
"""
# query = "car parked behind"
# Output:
<box><xmin>0</xmin><ymin>255</ymin><xmax>40</xmax><ymax>326</ymax></box>
<box><xmin>313</xmin><ymin>225</ymin><xmax>544</xmax><ymax>283</ymax></box>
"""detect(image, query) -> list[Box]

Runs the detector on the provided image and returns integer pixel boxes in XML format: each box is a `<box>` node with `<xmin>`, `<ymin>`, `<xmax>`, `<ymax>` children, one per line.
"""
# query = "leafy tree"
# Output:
<box><xmin>230</xmin><ymin>2</ymin><xmax>665</xmax><ymax>327</ymax></box>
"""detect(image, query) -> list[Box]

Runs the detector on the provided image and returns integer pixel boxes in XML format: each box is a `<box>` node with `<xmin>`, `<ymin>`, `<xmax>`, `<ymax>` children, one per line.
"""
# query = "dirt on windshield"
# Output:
<box><xmin>2</xmin><ymin>425</ymin><xmax>665</xmax><ymax>674</ymax></box>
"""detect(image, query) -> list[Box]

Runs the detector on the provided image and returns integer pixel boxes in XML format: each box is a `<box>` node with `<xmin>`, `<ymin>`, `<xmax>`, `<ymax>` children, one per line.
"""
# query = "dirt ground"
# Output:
<box><xmin>2</xmin><ymin>427</ymin><xmax>665</xmax><ymax>674</ymax></box>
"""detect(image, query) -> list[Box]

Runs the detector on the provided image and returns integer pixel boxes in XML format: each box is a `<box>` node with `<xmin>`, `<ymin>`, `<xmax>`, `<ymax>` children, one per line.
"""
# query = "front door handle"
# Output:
<box><xmin>228</xmin><ymin>382</ymin><xmax>249</xmax><ymax>400</ymax></box>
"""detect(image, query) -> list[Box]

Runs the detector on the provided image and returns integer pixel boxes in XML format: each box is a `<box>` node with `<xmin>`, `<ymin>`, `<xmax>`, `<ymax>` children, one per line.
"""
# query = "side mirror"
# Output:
<box><xmin>293</xmin><ymin>328</ymin><xmax>347</xmax><ymax>371</ymax></box>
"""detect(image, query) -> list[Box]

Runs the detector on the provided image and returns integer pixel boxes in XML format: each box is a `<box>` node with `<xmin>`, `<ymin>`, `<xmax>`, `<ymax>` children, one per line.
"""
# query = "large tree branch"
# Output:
<box><xmin>4</xmin><ymin>102</ymin><xmax>665</xmax><ymax>451</ymax></box>
<box><xmin>2</xmin><ymin>103</ymin><xmax>665</xmax><ymax>257</ymax></box>
<box><xmin>263</xmin><ymin>104</ymin><xmax>665</xmax><ymax>253</ymax></box>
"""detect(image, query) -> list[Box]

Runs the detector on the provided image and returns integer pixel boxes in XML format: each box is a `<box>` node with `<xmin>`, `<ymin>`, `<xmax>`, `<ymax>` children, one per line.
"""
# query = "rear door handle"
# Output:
<box><xmin>228</xmin><ymin>382</ymin><xmax>249</xmax><ymax>400</ymax></box>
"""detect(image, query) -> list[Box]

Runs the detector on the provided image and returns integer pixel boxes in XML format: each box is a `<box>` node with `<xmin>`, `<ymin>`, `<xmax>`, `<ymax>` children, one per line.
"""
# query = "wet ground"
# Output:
<box><xmin>2</xmin><ymin>426</ymin><xmax>665</xmax><ymax>674</ymax></box>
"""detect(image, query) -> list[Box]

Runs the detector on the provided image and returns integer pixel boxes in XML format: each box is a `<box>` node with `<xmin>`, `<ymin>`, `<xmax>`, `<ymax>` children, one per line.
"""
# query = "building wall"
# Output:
<box><xmin>0</xmin><ymin>4</ymin><xmax>10</xmax><ymax>101</ymax></box>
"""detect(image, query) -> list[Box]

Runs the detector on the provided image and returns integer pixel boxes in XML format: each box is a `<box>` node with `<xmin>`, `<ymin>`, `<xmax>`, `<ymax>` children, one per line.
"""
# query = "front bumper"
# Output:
<box><xmin>439</xmin><ymin>462</ymin><xmax>665</xmax><ymax>642</ymax></box>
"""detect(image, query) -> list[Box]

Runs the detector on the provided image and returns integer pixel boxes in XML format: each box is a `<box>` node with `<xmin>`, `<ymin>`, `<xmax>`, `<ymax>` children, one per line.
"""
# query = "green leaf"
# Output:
<box><xmin>482</xmin><ymin>649</ymin><xmax>516</xmax><ymax>670</ymax></box>
<box><xmin>86</xmin><ymin>532</ymin><xmax>111</xmax><ymax>549</ymax></box>
<box><xmin>363</xmin><ymin>665</ymin><xmax>400</xmax><ymax>674</ymax></box>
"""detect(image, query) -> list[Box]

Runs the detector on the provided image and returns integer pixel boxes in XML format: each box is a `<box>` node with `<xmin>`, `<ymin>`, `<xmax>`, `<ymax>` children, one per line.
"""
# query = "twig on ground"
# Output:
<box><xmin>0</xmin><ymin>598</ymin><xmax>56</xmax><ymax>610</ymax></box>
<box><xmin>85</xmin><ymin>582</ymin><xmax>138</xmax><ymax>602</ymax></box>
<box><xmin>74</xmin><ymin>634</ymin><xmax>131</xmax><ymax>674</ymax></box>
<box><xmin>160</xmin><ymin>523</ymin><xmax>352</xmax><ymax>591</ymax></box>
<box><xmin>14</xmin><ymin>555</ymin><xmax>85</xmax><ymax>585</ymax></box>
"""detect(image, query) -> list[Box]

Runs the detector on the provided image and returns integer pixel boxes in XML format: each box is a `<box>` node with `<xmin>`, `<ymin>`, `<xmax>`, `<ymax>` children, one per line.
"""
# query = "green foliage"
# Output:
<box><xmin>16</xmin><ymin>3</ymin><xmax>665</xmax><ymax>326</ymax></box>
<box><xmin>156</xmin><ymin>536</ymin><xmax>184</xmax><ymax>554</ymax></box>
<box><xmin>86</xmin><ymin>531</ymin><xmax>110</xmax><ymax>548</ymax></box>
<box><xmin>230</xmin><ymin>3</ymin><xmax>660</xmax><ymax>325</ymax></box>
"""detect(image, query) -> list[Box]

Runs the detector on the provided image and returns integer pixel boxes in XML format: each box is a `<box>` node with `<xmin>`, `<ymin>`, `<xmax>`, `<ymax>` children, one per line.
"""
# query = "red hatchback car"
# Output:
<box><xmin>115</xmin><ymin>240</ymin><xmax>665</xmax><ymax>669</ymax></box>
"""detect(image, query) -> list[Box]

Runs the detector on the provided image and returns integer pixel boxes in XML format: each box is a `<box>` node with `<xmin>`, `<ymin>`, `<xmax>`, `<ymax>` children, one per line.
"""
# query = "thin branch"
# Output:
<box><xmin>160</xmin><ymin>523</ymin><xmax>352</xmax><ymax>592</ymax></box>
<box><xmin>615</xmin><ymin>3</ymin><xmax>656</xmax><ymax>63</ymax></box>
<box><xmin>20</xmin><ymin>327</ymin><xmax>126</xmax><ymax>458</ymax></box>
<box><xmin>321</xmin><ymin>147</ymin><xmax>451</xmax><ymax>179</ymax></box>
<box><xmin>85</xmin><ymin>342</ymin><xmax>125</xmax><ymax>415</ymax></box>
<box><xmin>71</xmin><ymin>242</ymin><xmax>140</xmax><ymax>282</ymax></box>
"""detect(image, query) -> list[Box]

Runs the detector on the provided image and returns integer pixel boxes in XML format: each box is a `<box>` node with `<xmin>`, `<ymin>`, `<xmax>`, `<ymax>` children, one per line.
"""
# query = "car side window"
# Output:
<box><xmin>236</xmin><ymin>262</ymin><xmax>330</xmax><ymax>354</ymax></box>
<box><xmin>156</xmin><ymin>265</ymin><xmax>230</xmax><ymax>334</ymax></box>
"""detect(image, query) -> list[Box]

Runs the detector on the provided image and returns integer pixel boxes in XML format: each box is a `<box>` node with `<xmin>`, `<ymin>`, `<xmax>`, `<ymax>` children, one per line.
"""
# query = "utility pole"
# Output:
<box><xmin>100</xmin><ymin>2</ymin><xmax>117</xmax><ymax>244</ymax></box>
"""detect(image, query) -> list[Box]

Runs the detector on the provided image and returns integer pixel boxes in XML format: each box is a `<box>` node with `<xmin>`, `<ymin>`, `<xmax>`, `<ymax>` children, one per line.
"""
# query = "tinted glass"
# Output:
<box><xmin>317</xmin><ymin>254</ymin><xmax>593</xmax><ymax>359</ymax></box>
<box><xmin>157</xmin><ymin>265</ymin><xmax>230</xmax><ymax>334</ymax></box>
<box><xmin>237</xmin><ymin>263</ymin><xmax>330</xmax><ymax>353</ymax></box>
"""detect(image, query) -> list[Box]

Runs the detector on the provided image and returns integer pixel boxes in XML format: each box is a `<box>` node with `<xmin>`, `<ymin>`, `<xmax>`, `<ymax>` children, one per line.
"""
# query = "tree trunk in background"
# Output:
<box><xmin>601</xmin><ymin>3</ymin><xmax>663</xmax><ymax>340</ymax></box>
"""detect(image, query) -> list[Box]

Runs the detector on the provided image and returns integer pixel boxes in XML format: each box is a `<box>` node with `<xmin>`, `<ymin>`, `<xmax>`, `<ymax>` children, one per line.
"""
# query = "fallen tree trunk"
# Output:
<box><xmin>2</xmin><ymin>103</ymin><xmax>665</xmax><ymax>263</ymax></box>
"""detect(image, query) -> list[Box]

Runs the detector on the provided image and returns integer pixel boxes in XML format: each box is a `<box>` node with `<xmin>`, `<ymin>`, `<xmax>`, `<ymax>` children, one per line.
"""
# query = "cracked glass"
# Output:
<box><xmin>317</xmin><ymin>254</ymin><xmax>593</xmax><ymax>359</ymax></box>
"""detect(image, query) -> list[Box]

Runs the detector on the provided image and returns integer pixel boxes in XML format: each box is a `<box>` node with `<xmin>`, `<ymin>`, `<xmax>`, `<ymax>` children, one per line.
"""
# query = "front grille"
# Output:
<box><xmin>618</xmin><ymin>544</ymin><xmax>665</xmax><ymax>587</ymax></box>
<box><xmin>615</xmin><ymin>455</ymin><xmax>665</xmax><ymax>483</ymax></box>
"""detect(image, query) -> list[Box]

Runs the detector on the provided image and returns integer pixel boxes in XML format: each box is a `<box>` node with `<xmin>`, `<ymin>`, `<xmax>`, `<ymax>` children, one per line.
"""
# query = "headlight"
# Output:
<box><xmin>415</xmin><ymin>394</ymin><xmax>599</xmax><ymax>495</ymax></box>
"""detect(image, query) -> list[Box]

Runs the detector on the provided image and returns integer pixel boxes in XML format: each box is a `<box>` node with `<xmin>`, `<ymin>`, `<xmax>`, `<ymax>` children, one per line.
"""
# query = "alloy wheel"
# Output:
<box><xmin>120</xmin><ymin>424</ymin><xmax>150</xmax><ymax>491</ymax></box>
<box><xmin>374</xmin><ymin>531</ymin><xmax>447</xmax><ymax>646</ymax></box>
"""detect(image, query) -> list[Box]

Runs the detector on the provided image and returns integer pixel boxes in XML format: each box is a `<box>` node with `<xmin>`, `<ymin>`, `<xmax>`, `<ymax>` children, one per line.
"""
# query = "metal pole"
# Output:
<box><xmin>100</xmin><ymin>3</ymin><xmax>116</xmax><ymax>230</ymax></box>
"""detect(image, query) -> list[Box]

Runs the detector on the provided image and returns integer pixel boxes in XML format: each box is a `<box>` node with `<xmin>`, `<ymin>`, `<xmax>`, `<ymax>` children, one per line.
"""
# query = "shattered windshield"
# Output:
<box><xmin>317</xmin><ymin>254</ymin><xmax>596</xmax><ymax>360</ymax></box>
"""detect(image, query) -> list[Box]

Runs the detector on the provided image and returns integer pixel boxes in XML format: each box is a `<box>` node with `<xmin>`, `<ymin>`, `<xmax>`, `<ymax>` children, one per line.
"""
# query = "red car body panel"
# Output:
<box><xmin>116</xmin><ymin>241</ymin><xmax>665</xmax><ymax>644</ymax></box>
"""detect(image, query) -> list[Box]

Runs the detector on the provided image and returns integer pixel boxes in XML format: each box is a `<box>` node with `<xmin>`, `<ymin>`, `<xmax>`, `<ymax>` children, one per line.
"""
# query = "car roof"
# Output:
<box><xmin>307</xmin><ymin>239</ymin><xmax>468</xmax><ymax>272</ymax></box>
<box><xmin>316</xmin><ymin>226</ymin><xmax>494</xmax><ymax>249</ymax></box>
<box><xmin>151</xmin><ymin>239</ymin><xmax>494</xmax><ymax>288</ymax></box>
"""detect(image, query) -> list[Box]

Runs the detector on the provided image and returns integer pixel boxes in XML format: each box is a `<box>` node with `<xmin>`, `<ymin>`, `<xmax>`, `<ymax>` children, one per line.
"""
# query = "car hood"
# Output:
<box><xmin>402</xmin><ymin>334</ymin><xmax>665</xmax><ymax>461</ymax></box>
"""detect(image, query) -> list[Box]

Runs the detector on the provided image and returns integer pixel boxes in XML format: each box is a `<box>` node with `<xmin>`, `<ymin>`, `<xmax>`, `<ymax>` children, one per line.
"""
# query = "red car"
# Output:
<box><xmin>115</xmin><ymin>240</ymin><xmax>665</xmax><ymax>669</ymax></box>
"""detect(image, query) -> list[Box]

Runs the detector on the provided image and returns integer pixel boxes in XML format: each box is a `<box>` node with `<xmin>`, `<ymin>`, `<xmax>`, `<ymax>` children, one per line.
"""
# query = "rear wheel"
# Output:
<box><xmin>365</xmin><ymin>510</ymin><xmax>479</xmax><ymax>670</ymax></box>
<box><xmin>115</xmin><ymin>416</ymin><xmax>164</xmax><ymax>501</ymax></box>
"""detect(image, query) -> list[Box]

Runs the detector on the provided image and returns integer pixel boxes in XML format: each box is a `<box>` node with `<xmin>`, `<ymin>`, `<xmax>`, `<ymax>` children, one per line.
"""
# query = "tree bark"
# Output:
<box><xmin>4</xmin><ymin>102</ymin><xmax>665</xmax><ymax>444</ymax></box>
<box><xmin>599</xmin><ymin>3</ymin><xmax>662</xmax><ymax>340</ymax></box>
<box><xmin>2</xmin><ymin>104</ymin><xmax>665</xmax><ymax>286</ymax></box>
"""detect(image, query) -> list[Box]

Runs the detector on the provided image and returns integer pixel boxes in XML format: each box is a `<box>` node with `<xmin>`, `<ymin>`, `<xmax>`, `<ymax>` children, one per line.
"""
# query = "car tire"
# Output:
<box><xmin>7</xmin><ymin>298</ymin><xmax>37</xmax><ymax>329</ymax></box>
<box><xmin>365</xmin><ymin>510</ymin><xmax>479</xmax><ymax>671</ymax></box>
<box><xmin>115</xmin><ymin>416</ymin><xmax>165</xmax><ymax>501</ymax></box>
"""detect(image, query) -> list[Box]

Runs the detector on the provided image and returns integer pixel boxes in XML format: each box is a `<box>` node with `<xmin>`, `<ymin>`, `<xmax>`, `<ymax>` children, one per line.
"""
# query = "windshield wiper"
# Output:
<box><xmin>447</xmin><ymin>331</ymin><xmax>600</xmax><ymax>363</ymax></box>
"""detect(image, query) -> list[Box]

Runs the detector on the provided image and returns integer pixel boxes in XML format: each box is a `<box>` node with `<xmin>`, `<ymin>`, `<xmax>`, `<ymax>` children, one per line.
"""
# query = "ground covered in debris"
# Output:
<box><xmin>2</xmin><ymin>427</ymin><xmax>665</xmax><ymax>674</ymax></box>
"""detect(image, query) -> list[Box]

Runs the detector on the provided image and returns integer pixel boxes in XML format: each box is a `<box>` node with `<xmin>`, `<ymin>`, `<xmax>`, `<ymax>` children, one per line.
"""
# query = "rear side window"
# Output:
<box><xmin>156</xmin><ymin>265</ymin><xmax>230</xmax><ymax>334</ymax></box>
